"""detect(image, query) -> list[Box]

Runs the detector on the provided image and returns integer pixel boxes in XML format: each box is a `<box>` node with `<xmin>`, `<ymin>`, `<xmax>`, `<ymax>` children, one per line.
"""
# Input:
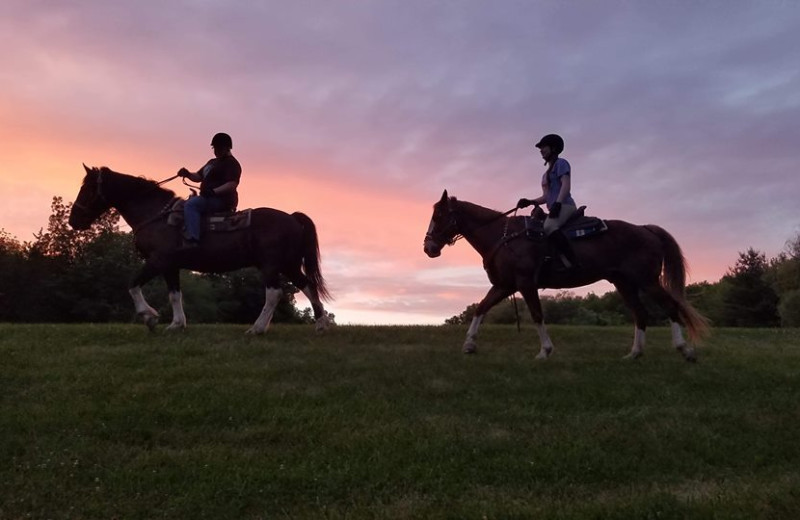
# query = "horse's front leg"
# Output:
<box><xmin>129</xmin><ymin>260</ymin><xmax>163</xmax><ymax>332</ymax></box>
<box><xmin>518</xmin><ymin>286</ymin><xmax>554</xmax><ymax>360</ymax></box>
<box><xmin>246</xmin><ymin>268</ymin><xmax>283</xmax><ymax>335</ymax></box>
<box><xmin>163</xmin><ymin>268</ymin><xmax>186</xmax><ymax>331</ymax></box>
<box><xmin>462</xmin><ymin>285</ymin><xmax>513</xmax><ymax>354</ymax></box>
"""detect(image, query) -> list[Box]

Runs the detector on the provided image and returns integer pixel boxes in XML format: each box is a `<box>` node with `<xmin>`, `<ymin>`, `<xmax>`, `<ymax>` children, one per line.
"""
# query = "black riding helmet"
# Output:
<box><xmin>211</xmin><ymin>132</ymin><xmax>233</xmax><ymax>149</ymax></box>
<box><xmin>535</xmin><ymin>134</ymin><xmax>564</xmax><ymax>155</ymax></box>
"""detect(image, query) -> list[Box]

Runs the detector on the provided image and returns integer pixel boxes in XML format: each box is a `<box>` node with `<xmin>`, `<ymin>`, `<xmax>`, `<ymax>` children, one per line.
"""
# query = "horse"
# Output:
<box><xmin>69</xmin><ymin>165</ymin><xmax>332</xmax><ymax>334</ymax></box>
<box><xmin>423</xmin><ymin>190</ymin><xmax>709</xmax><ymax>361</ymax></box>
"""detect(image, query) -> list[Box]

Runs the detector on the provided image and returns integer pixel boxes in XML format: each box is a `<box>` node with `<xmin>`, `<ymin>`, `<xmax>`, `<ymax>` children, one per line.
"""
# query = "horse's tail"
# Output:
<box><xmin>646</xmin><ymin>224</ymin><xmax>710</xmax><ymax>342</ymax></box>
<box><xmin>292</xmin><ymin>212</ymin><xmax>332</xmax><ymax>302</ymax></box>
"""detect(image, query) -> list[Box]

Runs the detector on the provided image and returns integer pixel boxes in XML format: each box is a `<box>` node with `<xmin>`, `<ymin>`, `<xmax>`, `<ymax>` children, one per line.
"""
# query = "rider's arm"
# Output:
<box><xmin>209</xmin><ymin>181</ymin><xmax>239</xmax><ymax>196</ymax></box>
<box><xmin>178</xmin><ymin>168</ymin><xmax>203</xmax><ymax>183</ymax></box>
<box><xmin>531</xmin><ymin>183</ymin><xmax>548</xmax><ymax>206</ymax></box>
<box><xmin>555</xmin><ymin>175</ymin><xmax>571</xmax><ymax>203</ymax></box>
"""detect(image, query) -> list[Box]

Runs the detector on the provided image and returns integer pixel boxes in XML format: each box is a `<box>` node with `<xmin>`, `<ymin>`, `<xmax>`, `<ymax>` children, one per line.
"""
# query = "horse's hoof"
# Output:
<box><xmin>315</xmin><ymin>314</ymin><xmax>334</xmax><ymax>333</ymax></box>
<box><xmin>623</xmin><ymin>351</ymin><xmax>643</xmax><ymax>360</ymax></box>
<box><xmin>245</xmin><ymin>327</ymin><xmax>264</xmax><ymax>335</ymax></box>
<box><xmin>144</xmin><ymin>315</ymin><xmax>158</xmax><ymax>332</ymax></box>
<box><xmin>677</xmin><ymin>344</ymin><xmax>697</xmax><ymax>363</ymax></box>
<box><xmin>535</xmin><ymin>350</ymin><xmax>551</xmax><ymax>360</ymax></box>
<box><xmin>462</xmin><ymin>341</ymin><xmax>477</xmax><ymax>354</ymax></box>
<box><xmin>165</xmin><ymin>323</ymin><xmax>186</xmax><ymax>332</ymax></box>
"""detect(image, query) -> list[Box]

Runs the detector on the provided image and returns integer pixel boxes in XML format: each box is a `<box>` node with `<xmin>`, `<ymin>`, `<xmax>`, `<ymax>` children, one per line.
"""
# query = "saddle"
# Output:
<box><xmin>526</xmin><ymin>205</ymin><xmax>607</xmax><ymax>240</ymax></box>
<box><xmin>166</xmin><ymin>199</ymin><xmax>252</xmax><ymax>232</ymax></box>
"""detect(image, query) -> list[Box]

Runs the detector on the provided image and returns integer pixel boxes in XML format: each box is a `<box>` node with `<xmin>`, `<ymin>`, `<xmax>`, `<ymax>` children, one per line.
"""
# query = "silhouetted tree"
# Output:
<box><xmin>779</xmin><ymin>290</ymin><xmax>800</xmax><ymax>327</ymax></box>
<box><xmin>719</xmin><ymin>248</ymin><xmax>779</xmax><ymax>327</ymax></box>
<box><xmin>29</xmin><ymin>197</ymin><xmax>120</xmax><ymax>261</ymax></box>
<box><xmin>769</xmin><ymin>233</ymin><xmax>800</xmax><ymax>325</ymax></box>
<box><xmin>0</xmin><ymin>229</ymin><xmax>27</xmax><ymax>320</ymax></box>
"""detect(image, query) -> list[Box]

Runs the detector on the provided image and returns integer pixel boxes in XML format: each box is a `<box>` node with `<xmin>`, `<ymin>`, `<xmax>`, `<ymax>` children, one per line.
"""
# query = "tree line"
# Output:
<box><xmin>2</xmin><ymin>196</ymin><xmax>797</xmax><ymax>328</ymax></box>
<box><xmin>0</xmin><ymin>197</ymin><xmax>321</xmax><ymax>324</ymax></box>
<box><xmin>446</xmin><ymin>235</ymin><xmax>800</xmax><ymax>328</ymax></box>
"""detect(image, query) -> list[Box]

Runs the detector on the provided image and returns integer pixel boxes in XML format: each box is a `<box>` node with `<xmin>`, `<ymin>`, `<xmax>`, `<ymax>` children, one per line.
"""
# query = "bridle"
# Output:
<box><xmin>425</xmin><ymin>201</ymin><xmax>519</xmax><ymax>250</ymax></box>
<box><xmin>72</xmin><ymin>168</ymin><xmax>186</xmax><ymax>232</ymax></box>
<box><xmin>425</xmin><ymin>207</ymin><xmax>463</xmax><ymax>248</ymax></box>
<box><xmin>72</xmin><ymin>168</ymin><xmax>109</xmax><ymax>215</ymax></box>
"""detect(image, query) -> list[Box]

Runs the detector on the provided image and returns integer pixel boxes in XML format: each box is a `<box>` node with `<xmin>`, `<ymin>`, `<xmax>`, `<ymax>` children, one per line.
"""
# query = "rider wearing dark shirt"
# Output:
<box><xmin>178</xmin><ymin>132</ymin><xmax>242</xmax><ymax>247</ymax></box>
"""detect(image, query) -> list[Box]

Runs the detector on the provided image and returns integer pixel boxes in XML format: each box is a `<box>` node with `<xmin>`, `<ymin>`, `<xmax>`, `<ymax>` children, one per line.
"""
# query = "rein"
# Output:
<box><xmin>156</xmin><ymin>174</ymin><xmax>179</xmax><ymax>186</ymax></box>
<box><xmin>77</xmin><ymin>168</ymin><xmax>187</xmax><ymax>233</ymax></box>
<box><xmin>455</xmin><ymin>204</ymin><xmax>528</xmax><ymax>333</ymax></box>
<box><xmin>132</xmin><ymin>174</ymin><xmax>193</xmax><ymax>232</ymax></box>
<box><xmin>428</xmin><ymin>200</ymin><xmax>534</xmax><ymax>334</ymax></box>
<box><xmin>428</xmin><ymin>205</ymin><xmax>519</xmax><ymax>247</ymax></box>
<box><xmin>465</xmin><ymin>206</ymin><xmax>530</xmax><ymax>335</ymax></box>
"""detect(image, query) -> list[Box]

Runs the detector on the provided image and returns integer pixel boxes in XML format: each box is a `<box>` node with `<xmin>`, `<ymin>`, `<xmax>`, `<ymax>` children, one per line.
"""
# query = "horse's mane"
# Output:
<box><xmin>93</xmin><ymin>166</ymin><xmax>176</xmax><ymax>199</ymax></box>
<box><xmin>451</xmin><ymin>197</ymin><xmax>504</xmax><ymax>223</ymax></box>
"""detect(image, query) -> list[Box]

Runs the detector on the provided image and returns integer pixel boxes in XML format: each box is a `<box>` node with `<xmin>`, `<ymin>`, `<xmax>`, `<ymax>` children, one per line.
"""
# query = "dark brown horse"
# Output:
<box><xmin>423</xmin><ymin>190</ymin><xmax>709</xmax><ymax>361</ymax></box>
<box><xmin>69</xmin><ymin>165</ymin><xmax>332</xmax><ymax>333</ymax></box>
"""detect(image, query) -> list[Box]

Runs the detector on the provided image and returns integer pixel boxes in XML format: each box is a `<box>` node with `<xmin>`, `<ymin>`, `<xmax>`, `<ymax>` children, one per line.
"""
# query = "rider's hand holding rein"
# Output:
<box><xmin>178</xmin><ymin>167</ymin><xmax>201</xmax><ymax>183</ymax></box>
<box><xmin>517</xmin><ymin>198</ymin><xmax>534</xmax><ymax>209</ymax></box>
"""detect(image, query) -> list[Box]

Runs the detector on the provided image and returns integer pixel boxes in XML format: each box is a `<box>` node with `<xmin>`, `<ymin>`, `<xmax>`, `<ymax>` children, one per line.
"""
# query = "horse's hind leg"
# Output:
<box><xmin>463</xmin><ymin>285</ymin><xmax>513</xmax><ymax>354</ymax></box>
<box><xmin>301</xmin><ymin>285</ymin><xmax>330</xmax><ymax>332</ymax></box>
<box><xmin>613</xmin><ymin>280</ymin><xmax>648</xmax><ymax>360</ymax></box>
<box><xmin>643</xmin><ymin>285</ymin><xmax>696</xmax><ymax>362</ymax></box>
<box><xmin>163</xmin><ymin>268</ymin><xmax>186</xmax><ymax>331</ymax></box>
<box><xmin>519</xmin><ymin>286</ymin><xmax>554</xmax><ymax>360</ymax></box>
<box><xmin>286</xmin><ymin>269</ymin><xmax>330</xmax><ymax>332</ymax></box>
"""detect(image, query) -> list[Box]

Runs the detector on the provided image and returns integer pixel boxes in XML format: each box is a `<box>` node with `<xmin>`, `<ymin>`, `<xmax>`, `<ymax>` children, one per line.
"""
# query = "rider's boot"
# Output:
<box><xmin>549</xmin><ymin>231</ymin><xmax>580</xmax><ymax>271</ymax></box>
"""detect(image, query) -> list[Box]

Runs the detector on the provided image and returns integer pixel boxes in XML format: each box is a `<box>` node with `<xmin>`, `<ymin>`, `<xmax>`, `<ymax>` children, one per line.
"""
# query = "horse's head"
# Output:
<box><xmin>68</xmin><ymin>164</ymin><xmax>112</xmax><ymax>230</ymax></box>
<box><xmin>424</xmin><ymin>190</ymin><xmax>461</xmax><ymax>258</ymax></box>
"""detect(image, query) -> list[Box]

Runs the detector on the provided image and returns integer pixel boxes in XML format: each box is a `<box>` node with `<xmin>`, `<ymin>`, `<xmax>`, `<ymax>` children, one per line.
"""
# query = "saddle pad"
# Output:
<box><xmin>562</xmin><ymin>215</ymin><xmax>608</xmax><ymax>239</ymax></box>
<box><xmin>166</xmin><ymin>199</ymin><xmax>252</xmax><ymax>232</ymax></box>
<box><xmin>206</xmin><ymin>209</ymin><xmax>252</xmax><ymax>232</ymax></box>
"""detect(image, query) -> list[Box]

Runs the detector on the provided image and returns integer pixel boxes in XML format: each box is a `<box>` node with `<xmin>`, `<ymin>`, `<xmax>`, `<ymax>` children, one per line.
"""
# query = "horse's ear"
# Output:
<box><xmin>440</xmin><ymin>190</ymin><xmax>448</xmax><ymax>203</ymax></box>
<box><xmin>83</xmin><ymin>163</ymin><xmax>91</xmax><ymax>174</ymax></box>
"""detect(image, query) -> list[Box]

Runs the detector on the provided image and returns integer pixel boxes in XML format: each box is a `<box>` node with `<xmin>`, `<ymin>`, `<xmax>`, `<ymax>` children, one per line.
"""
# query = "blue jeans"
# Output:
<box><xmin>184</xmin><ymin>195</ymin><xmax>227</xmax><ymax>241</ymax></box>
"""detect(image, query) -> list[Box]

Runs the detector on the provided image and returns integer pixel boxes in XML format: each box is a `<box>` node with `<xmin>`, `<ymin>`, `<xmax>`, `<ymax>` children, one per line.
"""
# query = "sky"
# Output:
<box><xmin>2</xmin><ymin>1</ymin><xmax>799</xmax><ymax>325</ymax></box>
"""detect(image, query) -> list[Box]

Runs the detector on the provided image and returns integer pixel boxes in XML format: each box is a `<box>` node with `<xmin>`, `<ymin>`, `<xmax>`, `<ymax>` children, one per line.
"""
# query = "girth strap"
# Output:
<box><xmin>482</xmin><ymin>230</ymin><xmax>526</xmax><ymax>270</ymax></box>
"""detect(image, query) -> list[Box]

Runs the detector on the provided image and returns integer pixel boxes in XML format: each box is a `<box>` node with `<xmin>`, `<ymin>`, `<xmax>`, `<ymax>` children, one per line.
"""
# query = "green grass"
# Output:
<box><xmin>2</xmin><ymin>323</ymin><xmax>799</xmax><ymax>519</ymax></box>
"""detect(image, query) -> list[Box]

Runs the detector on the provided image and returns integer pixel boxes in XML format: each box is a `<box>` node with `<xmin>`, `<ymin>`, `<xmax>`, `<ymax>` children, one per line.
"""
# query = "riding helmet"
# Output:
<box><xmin>535</xmin><ymin>134</ymin><xmax>564</xmax><ymax>155</ymax></box>
<box><xmin>211</xmin><ymin>132</ymin><xmax>233</xmax><ymax>149</ymax></box>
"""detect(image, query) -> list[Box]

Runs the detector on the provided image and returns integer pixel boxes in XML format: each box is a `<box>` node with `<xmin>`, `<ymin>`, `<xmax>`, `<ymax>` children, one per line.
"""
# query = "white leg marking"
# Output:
<box><xmin>129</xmin><ymin>287</ymin><xmax>158</xmax><ymax>317</ymax></box>
<box><xmin>671</xmin><ymin>320</ymin><xmax>696</xmax><ymax>361</ymax></box>
<box><xmin>129</xmin><ymin>286</ymin><xmax>159</xmax><ymax>330</ymax></box>
<box><xmin>625</xmin><ymin>327</ymin><xmax>646</xmax><ymax>359</ymax></box>
<box><xmin>463</xmin><ymin>315</ymin><xmax>484</xmax><ymax>353</ymax></box>
<box><xmin>166</xmin><ymin>290</ymin><xmax>187</xmax><ymax>331</ymax></box>
<box><xmin>247</xmin><ymin>287</ymin><xmax>282</xmax><ymax>335</ymax></box>
<box><xmin>671</xmin><ymin>321</ymin><xmax>686</xmax><ymax>348</ymax></box>
<box><xmin>535</xmin><ymin>322</ymin><xmax>554</xmax><ymax>360</ymax></box>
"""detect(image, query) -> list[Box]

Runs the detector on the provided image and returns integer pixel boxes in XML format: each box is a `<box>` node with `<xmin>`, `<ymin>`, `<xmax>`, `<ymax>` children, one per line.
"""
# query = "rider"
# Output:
<box><xmin>177</xmin><ymin>132</ymin><xmax>242</xmax><ymax>248</ymax></box>
<box><xmin>517</xmin><ymin>133</ymin><xmax>580</xmax><ymax>269</ymax></box>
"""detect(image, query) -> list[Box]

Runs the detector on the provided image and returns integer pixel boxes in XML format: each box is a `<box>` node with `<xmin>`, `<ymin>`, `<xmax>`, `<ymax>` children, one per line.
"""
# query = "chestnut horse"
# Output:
<box><xmin>423</xmin><ymin>190</ymin><xmax>708</xmax><ymax>361</ymax></box>
<box><xmin>69</xmin><ymin>165</ymin><xmax>332</xmax><ymax>334</ymax></box>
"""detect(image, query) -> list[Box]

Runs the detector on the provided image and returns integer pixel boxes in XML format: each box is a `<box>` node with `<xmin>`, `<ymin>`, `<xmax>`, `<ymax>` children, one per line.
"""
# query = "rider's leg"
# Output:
<box><xmin>183</xmin><ymin>196</ymin><xmax>226</xmax><ymax>244</ymax></box>
<box><xmin>543</xmin><ymin>204</ymin><xmax>579</xmax><ymax>268</ymax></box>
<box><xmin>548</xmin><ymin>230</ymin><xmax>579</xmax><ymax>268</ymax></box>
<box><xmin>183</xmin><ymin>196</ymin><xmax>208</xmax><ymax>242</ymax></box>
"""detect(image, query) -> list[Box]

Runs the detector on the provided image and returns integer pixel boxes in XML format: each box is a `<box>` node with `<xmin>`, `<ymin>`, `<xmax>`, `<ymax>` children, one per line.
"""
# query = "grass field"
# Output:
<box><xmin>2</xmin><ymin>323</ymin><xmax>800</xmax><ymax>519</ymax></box>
